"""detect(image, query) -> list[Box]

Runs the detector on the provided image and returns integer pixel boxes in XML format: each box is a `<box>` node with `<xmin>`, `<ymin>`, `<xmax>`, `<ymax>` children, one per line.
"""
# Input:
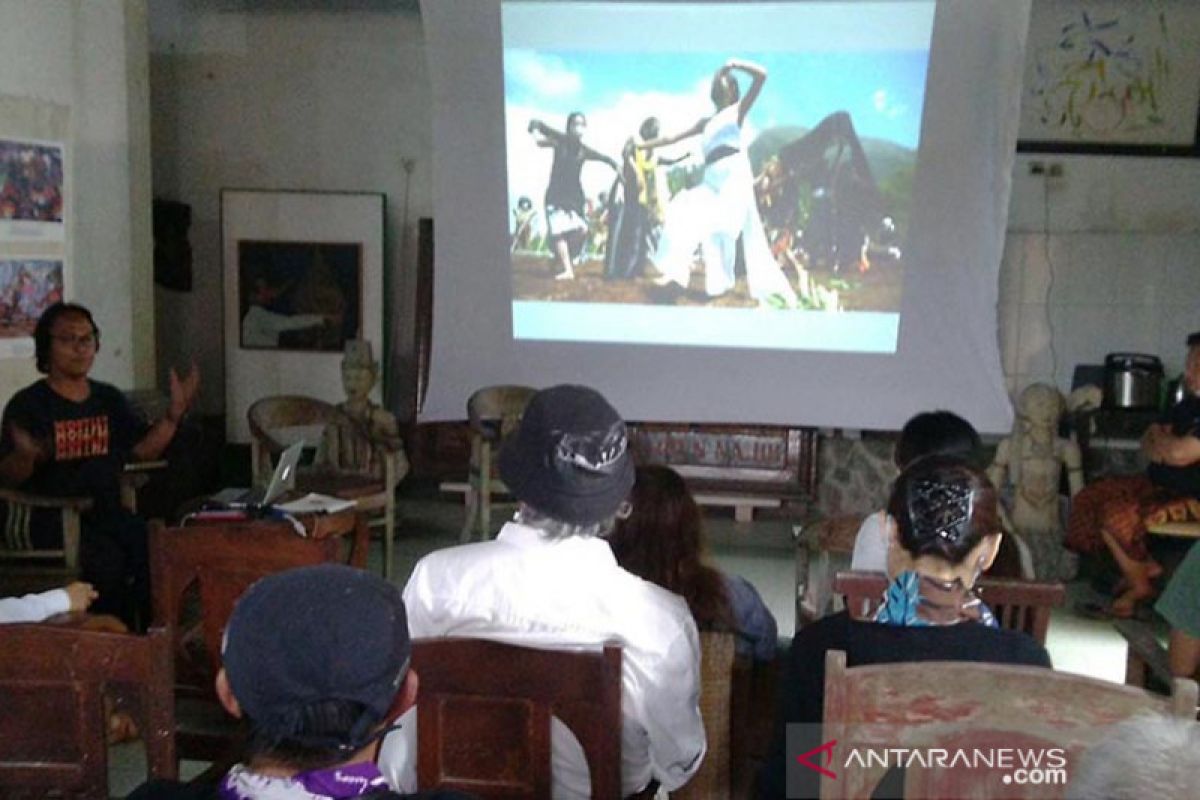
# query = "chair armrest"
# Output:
<box><xmin>123</xmin><ymin>460</ymin><xmax>168</xmax><ymax>473</ymax></box>
<box><xmin>0</xmin><ymin>488</ymin><xmax>93</xmax><ymax>512</ymax></box>
<box><xmin>382</xmin><ymin>445</ymin><xmax>410</xmax><ymax>486</ymax></box>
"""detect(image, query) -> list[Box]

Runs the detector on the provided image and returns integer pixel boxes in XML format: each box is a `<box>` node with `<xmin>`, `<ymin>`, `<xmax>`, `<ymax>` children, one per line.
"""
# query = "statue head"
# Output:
<box><xmin>341</xmin><ymin>340</ymin><xmax>378</xmax><ymax>402</ymax></box>
<box><xmin>1017</xmin><ymin>383</ymin><xmax>1063</xmax><ymax>430</ymax></box>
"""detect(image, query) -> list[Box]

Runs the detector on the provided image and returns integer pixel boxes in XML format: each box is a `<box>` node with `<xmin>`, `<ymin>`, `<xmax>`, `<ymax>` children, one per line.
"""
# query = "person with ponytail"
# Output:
<box><xmin>758</xmin><ymin>456</ymin><xmax>1050</xmax><ymax>799</ymax></box>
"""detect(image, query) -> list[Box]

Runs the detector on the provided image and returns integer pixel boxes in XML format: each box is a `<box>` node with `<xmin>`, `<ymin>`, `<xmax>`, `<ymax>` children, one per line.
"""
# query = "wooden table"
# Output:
<box><xmin>186</xmin><ymin>503</ymin><xmax>370</xmax><ymax>570</ymax></box>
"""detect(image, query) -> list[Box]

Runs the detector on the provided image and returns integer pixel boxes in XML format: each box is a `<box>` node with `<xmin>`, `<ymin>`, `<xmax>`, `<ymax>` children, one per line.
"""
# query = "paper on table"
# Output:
<box><xmin>275</xmin><ymin>493</ymin><xmax>357</xmax><ymax>514</ymax></box>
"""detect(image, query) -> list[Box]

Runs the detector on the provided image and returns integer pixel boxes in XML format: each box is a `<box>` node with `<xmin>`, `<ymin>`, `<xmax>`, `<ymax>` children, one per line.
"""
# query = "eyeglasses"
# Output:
<box><xmin>51</xmin><ymin>333</ymin><xmax>97</xmax><ymax>349</ymax></box>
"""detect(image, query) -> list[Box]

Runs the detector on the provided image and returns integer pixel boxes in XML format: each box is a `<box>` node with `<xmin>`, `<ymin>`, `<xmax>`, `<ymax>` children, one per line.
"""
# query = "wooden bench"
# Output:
<box><xmin>1113</xmin><ymin>616</ymin><xmax>1173</xmax><ymax>691</ymax></box>
<box><xmin>441</xmin><ymin>483</ymin><xmax>785</xmax><ymax>523</ymax></box>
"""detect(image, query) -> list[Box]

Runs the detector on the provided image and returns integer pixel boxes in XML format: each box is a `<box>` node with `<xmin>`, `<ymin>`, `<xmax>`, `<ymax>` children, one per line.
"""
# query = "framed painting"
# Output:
<box><xmin>236</xmin><ymin>240</ymin><xmax>362</xmax><ymax>352</ymax></box>
<box><xmin>1017</xmin><ymin>0</ymin><xmax>1200</xmax><ymax>156</ymax></box>
<box><xmin>221</xmin><ymin>189</ymin><xmax>385</xmax><ymax>442</ymax></box>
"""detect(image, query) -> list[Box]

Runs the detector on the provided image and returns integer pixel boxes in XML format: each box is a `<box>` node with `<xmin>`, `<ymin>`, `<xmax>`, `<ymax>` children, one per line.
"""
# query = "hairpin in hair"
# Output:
<box><xmin>909</xmin><ymin>478</ymin><xmax>973</xmax><ymax>545</ymax></box>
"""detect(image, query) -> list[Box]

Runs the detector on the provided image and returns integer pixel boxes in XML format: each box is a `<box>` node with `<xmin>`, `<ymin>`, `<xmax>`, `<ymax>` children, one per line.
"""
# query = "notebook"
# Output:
<box><xmin>211</xmin><ymin>440</ymin><xmax>305</xmax><ymax>507</ymax></box>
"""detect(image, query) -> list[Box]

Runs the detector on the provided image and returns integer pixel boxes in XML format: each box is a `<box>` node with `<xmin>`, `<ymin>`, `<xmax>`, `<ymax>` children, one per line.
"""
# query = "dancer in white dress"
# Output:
<box><xmin>641</xmin><ymin>59</ymin><xmax>797</xmax><ymax>306</ymax></box>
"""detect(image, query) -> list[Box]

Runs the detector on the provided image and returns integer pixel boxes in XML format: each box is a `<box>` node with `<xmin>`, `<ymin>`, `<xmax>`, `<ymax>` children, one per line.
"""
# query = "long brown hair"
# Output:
<box><xmin>608</xmin><ymin>465</ymin><xmax>733</xmax><ymax>631</ymax></box>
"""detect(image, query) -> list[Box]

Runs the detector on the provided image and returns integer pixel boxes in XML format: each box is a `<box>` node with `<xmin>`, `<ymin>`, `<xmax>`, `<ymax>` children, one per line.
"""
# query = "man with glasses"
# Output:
<box><xmin>0</xmin><ymin>302</ymin><xmax>199</xmax><ymax>627</ymax></box>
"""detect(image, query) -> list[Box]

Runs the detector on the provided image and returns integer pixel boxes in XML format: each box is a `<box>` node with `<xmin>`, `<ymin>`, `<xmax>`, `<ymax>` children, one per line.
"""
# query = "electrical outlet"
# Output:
<box><xmin>1029</xmin><ymin>161</ymin><xmax>1046</xmax><ymax>176</ymax></box>
<box><xmin>1046</xmin><ymin>162</ymin><xmax>1064</xmax><ymax>178</ymax></box>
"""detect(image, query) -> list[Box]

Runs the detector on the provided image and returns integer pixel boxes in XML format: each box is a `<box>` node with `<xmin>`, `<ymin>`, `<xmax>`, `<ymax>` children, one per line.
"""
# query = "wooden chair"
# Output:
<box><xmin>821</xmin><ymin>649</ymin><xmax>1199</xmax><ymax>799</ymax></box>
<box><xmin>0</xmin><ymin>488</ymin><xmax>91</xmax><ymax>596</ymax></box>
<box><xmin>411</xmin><ymin>637</ymin><xmax>622</xmax><ymax>799</ymax></box>
<box><xmin>248</xmin><ymin>394</ymin><xmax>406</xmax><ymax>578</ymax></box>
<box><xmin>671</xmin><ymin>632</ymin><xmax>735</xmax><ymax>800</ymax></box>
<box><xmin>833</xmin><ymin>570</ymin><xmax>1066</xmax><ymax>645</ymax></box>
<box><xmin>461</xmin><ymin>385</ymin><xmax>537</xmax><ymax>541</ymax></box>
<box><xmin>730</xmin><ymin>651</ymin><xmax>781</xmax><ymax>798</ymax></box>
<box><xmin>149</xmin><ymin>520</ymin><xmax>342</xmax><ymax>765</ymax></box>
<box><xmin>0</xmin><ymin>624</ymin><xmax>176</xmax><ymax>798</ymax></box>
<box><xmin>0</xmin><ymin>463</ymin><xmax>158</xmax><ymax>597</ymax></box>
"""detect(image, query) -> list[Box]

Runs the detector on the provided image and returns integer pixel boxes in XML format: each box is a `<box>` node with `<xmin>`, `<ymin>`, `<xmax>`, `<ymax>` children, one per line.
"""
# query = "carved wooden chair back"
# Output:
<box><xmin>412</xmin><ymin>637</ymin><xmax>622</xmax><ymax>799</ymax></box>
<box><xmin>833</xmin><ymin>571</ymin><xmax>1066</xmax><ymax>645</ymax></box>
<box><xmin>671</xmin><ymin>632</ymin><xmax>735</xmax><ymax>799</ymax></box>
<box><xmin>821</xmin><ymin>649</ymin><xmax>1198</xmax><ymax>800</ymax></box>
<box><xmin>149</xmin><ymin>520</ymin><xmax>340</xmax><ymax>763</ymax></box>
<box><xmin>0</xmin><ymin>624</ymin><xmax>176</xmax><ymax>798</ymax></box>
<box><xmin>461</xmin><ymin>385</ymin><xmax>537</xmax><ymax>541</ymax></box>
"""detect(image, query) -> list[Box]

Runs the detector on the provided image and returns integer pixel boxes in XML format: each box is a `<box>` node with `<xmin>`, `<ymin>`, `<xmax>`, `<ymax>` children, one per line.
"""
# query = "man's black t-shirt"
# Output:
<box><xmin>1148</xmin><ymin>394</ymin><xmax>1200</xmax><ymax>497</ymax></box>
<box><xmin>0</xmin><ymin>379</ymin><xmax>146</xmax><ymax>514</ymax></box>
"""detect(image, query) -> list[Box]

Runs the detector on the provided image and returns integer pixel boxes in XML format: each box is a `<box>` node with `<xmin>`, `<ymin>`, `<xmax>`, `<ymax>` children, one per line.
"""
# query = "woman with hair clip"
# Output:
<box><xmin>640</xmin><ymin>59</ymin><xmax>798</xmax><ymax>306</ymax></box>
<box><xmin>608</xmin><ymin>465</ymin><xmax>777</xmax><ymax>661</ymax></box>
<box><xmin>758</xmin><ymin>456</ymin><xmax>1051</xmax><ymax>799</ymax></box>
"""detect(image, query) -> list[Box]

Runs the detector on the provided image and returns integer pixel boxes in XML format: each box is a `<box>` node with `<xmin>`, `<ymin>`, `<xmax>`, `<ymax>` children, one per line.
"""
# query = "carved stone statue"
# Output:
<box><xmin>326</xmin><ymin>340</ymin><xmax>408</xmax><ymax>489</ymax></box>
<box><xmin>988</xmin><ymin>383</ymin><xmax>1084</xmax><ymax>579</ymax></box>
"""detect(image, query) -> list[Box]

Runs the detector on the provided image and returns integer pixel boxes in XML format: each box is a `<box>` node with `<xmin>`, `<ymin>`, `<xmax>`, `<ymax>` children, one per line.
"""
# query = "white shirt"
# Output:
<box><xmin>850</xmin><ymin>510</ymin><xmax>890</xmax><ymax>572</ymax></box>
<box><xmin>378</xmin><ymin>521</ymin><xmax>706</xmax><ymax>799</ymax></box>
<box><xmin>0</xmin><ymin>587</ymin><xmax>69</xmax><ymax>623</ymax></box>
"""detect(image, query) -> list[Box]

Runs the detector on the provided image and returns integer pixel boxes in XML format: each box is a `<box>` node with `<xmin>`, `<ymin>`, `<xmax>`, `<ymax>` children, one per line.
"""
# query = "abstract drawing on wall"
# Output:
<box><xmin>1020</xmin><ymin>0</ymin><xmax>1200</xmax><ymax>150</ymax></box>
<box><xmin>237</xmin><ymin>240</ymin><xmax>362</xmax><ymax>352</ymax></box>
<box><xmin>0</xmin><ymin>138</ymin><xmax>65</xmax><ymax>241</ymax></box>
<box><xmin>0</xmin><ymin>259</ymin><xmax>63</xmax><ymax>339</ymax></box>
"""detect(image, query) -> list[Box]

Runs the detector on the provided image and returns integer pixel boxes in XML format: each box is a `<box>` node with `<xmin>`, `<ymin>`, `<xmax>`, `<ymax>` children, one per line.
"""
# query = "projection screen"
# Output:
<box><xmin>420</xmin><ymin>0</ymin><xmax>1030</xmax><ymax>433</ymax></box>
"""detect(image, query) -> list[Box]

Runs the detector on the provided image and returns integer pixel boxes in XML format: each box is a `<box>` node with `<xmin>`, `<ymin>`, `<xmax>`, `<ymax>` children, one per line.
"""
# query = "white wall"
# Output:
<box><xmin>147</xmin><ymin>4</ymin><xmax>1200</xmax><ymax>423</ymax></box>
<box><xmin>1000</xmin><ymin>154</ymin><xmax>1200</xmax><ymax>396</ymax></box>
<box><xmin>149</xmin><ymin>5</ymin><xmax>431</xmax><ymax>417</ymax></box>
<box><xmin>0</xmin><ymin>0</ymin><xmax>154</xmax><ymax>406</ymax></box>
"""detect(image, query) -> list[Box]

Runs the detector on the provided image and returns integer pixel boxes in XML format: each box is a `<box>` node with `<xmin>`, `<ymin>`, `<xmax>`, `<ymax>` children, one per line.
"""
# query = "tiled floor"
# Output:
<box><xmin>109</xmin><ymin>492</ymin><xmax>1134</xmax><ymax>795</ymax></box>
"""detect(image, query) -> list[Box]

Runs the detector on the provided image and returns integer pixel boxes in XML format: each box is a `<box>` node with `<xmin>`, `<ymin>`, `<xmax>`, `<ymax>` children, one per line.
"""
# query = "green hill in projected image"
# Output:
<box><xmin>749</xmin><ymin>125</ymin><xmax>915</xmax><ymax>184</ymax></box>
<box><xmin>748</xmin><ymin>124</ymin><xmax>916</xmax><ymax>230</ymax></box>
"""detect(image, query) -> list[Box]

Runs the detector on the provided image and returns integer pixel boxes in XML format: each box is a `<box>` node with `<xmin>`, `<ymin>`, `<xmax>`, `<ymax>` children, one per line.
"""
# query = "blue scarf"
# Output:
<box><xmin>874</xmin><ymin>570</ymin><xmax>997</xmax><ymax>628</ymax></box>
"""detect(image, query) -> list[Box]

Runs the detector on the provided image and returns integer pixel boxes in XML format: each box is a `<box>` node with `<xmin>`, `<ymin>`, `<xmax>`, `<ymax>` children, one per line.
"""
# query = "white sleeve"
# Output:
<box><xmin>850</xmin><ymin>511</ymin><xmax>890</xmax><ymax>572</ymax></box>
<box><xmin>400</xmin><ymin>557</ymin><xmax>448</xmax><ymax>638</ymax></box>
<box><xmin>637</xmin><ymin>617</ymin><xmax>706</xmax><ymax>791</ymax></box>
<box><xmin>0</xmin><ymin>588</ymin><xmax>71</xmax><ymax>624</ymax></box>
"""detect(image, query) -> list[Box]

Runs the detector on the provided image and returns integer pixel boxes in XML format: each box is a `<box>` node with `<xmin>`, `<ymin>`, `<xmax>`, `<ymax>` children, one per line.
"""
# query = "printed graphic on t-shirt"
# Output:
<box><xmin>54</xmin><ymin>416</ymin><xmax>110</xmax><ymax>460</ymax></box>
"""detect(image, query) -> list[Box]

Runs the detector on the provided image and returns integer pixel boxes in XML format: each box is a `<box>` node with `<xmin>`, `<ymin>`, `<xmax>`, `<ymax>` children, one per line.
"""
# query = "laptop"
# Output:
<box><xmin>212</xmin><ymin>440</ymin><xmax>305</xmax><ymax>507</ymax></box>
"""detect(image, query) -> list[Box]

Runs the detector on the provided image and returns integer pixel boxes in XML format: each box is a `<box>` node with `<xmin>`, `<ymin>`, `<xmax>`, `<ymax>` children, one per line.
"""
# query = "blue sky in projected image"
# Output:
<box><xmin>506</xmin><ymin>49</ymin><xmax>928</xmax><ymax>149</ymax></box>
<box><xmin>503</xmin><ymin>46</ymin><xmax>929</xmax><ymax>210</ymax></box>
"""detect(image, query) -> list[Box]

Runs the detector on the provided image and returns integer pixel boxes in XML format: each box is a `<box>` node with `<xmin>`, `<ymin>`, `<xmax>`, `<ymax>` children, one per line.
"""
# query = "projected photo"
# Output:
<box><xmin>237</xmin><ymin>240</ymin><xmax>362</xmax><ymax>352</ymax></box>
<box><xmin>503</xmin><ymin>1</ymin><xmax>933</xmax><ymax>351</ymax></box>
<box><xmin>0</xmin><ymin>259</ymin><xmax>63</xmax><ymax>337</ymax></box>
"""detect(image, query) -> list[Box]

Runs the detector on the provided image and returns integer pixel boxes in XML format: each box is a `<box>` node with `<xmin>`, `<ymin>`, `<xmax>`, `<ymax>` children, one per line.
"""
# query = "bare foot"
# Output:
<box><xmin>1110</xmin><ymin>585</ymin><xmax>1157</xmax><ymax>618</ymax></box>
<box><xmin>554</xmin><ymin>270</ymin><xmax>575</xmax><ymax>281</ymax></box>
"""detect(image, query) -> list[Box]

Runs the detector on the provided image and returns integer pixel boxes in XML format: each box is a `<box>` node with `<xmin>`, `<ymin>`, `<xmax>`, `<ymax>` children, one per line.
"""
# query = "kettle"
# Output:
<box><xmin>1103</xmin><ymin>353</ymin><xmax>1163</xmax><ymax>409</ymax></box>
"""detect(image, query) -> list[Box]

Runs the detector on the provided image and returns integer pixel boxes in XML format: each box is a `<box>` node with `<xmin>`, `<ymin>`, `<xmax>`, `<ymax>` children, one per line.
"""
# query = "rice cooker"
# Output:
<box><xmin>1103</xmin><ymin>353</ymin><xmax>1163</xmax><ymax>409</ymax></box>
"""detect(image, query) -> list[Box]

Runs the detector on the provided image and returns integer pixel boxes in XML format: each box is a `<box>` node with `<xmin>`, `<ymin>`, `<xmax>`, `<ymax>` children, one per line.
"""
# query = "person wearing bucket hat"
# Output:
<box><xmin>128</xmin><ymin>565</ymin><xmax>473</xmax><ymax>800</ymax></box>
<box><xmin>379</xmin><ymin>385</ymin><xmax>705</xmax><ymax>799</ymax></box>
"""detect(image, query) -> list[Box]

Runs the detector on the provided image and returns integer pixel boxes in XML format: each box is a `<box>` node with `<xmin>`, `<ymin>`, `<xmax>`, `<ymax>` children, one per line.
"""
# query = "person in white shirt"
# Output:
<box><xmin>851</xmin><ymin>411</ymin><xmax>981</xmax><ymax>572</ymax></box>
<box><xmin>379</xmin><ymin>384</ymin><xmax>706</xmax><ymax>799</ymax></box>
<box><xmin>0</xmin><ymin>580</ymin><xmax>96</xmax><ymax>623</ymax></box>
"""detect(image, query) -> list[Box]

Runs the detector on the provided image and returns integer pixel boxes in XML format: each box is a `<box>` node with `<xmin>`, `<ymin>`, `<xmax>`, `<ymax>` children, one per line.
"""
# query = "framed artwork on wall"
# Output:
<box><xmin>221</xmin><ymin>189</ymin><xmax>385</xmax><ymax>442</ymax></box>
<box><xmin>1017</xmin><ymin>0</ymin><xmax>1200</xmax><ymax>156</ymax></box>
<box><xmin>236</xmin><ymin>239</ymin><xmax>363</xmax><ymax>351</ymax></box>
